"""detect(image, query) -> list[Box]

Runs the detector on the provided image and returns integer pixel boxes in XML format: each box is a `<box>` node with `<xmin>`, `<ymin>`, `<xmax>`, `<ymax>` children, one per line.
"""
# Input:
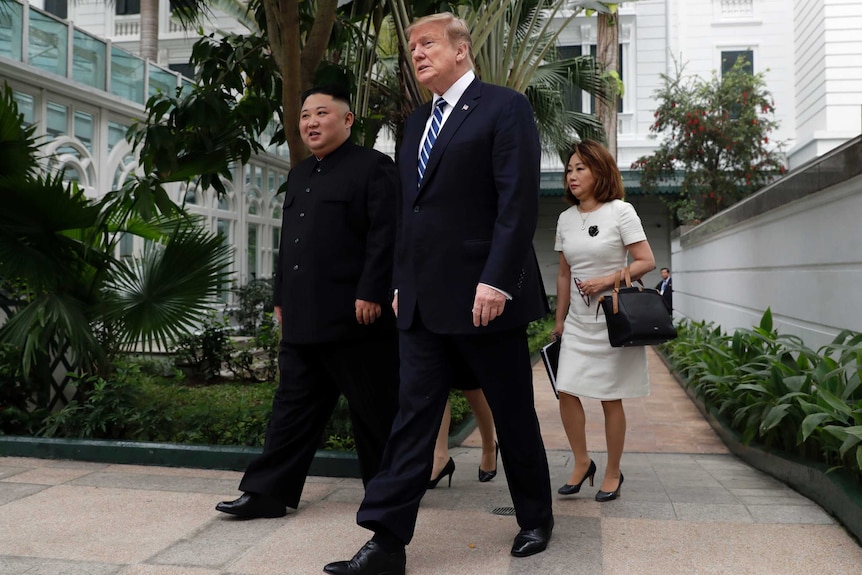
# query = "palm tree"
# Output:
<box><xmin>0</xmin><ymin>87</ymin><xmax>232</xmax><ymax>407</ymax></box>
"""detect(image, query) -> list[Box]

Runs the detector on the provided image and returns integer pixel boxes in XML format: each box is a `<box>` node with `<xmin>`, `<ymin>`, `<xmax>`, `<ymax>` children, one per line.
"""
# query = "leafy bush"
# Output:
<box><xmin>171</xmin><ymin>315</ymin><xmax>234</xmax><ymax>382</ymax></box>
<box><xmin>660</xmin><ymin>309</ymin><xmax>862</xmax><ymax>483</ymax></box>
<box><xmin>39</xmin><ymin>363</ymin><xmax>165</xmax><ymax>440</ymax></box>
<box><xmin>228</xmin><ymin>278</ymin><xmax>274</xmax><ymax>336</ymax></box>
<box><xmin>0</xmin><ymin>342</ymin><xmax>48</xmax><ymax>435</ymax></box>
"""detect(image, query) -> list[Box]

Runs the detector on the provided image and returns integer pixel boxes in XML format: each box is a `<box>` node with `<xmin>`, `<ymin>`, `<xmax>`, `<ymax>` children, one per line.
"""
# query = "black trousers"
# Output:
<box><xmin>356</xmin><ymin>315</ymin><xmax>552</xmax><ymax>544</ymax></box>
<box><xmin>238</xmin><ymin>337</ymin><xmax>399</xmax><ymax>508</ymax></box>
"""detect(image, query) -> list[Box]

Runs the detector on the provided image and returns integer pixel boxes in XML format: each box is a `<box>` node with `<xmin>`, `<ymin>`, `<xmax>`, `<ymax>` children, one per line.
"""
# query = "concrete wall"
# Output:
<box><xmin>671</xmin><ymin>136</ymin><xmax>862</xmax><ymax>350</ymax></box>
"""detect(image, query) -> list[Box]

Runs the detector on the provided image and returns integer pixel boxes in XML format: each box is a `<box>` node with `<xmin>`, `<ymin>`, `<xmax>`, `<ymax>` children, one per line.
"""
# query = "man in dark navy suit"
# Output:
<box><xmin>216</xmin><ymin>86</ymin><xmax>399</xmax><ymax>520</ymax></box>
<box><xmin>324</xmin><ymin>13</ymin><xmax>553</xmax><ymax>575</ymax></box>
<box><xmin>655</xmin><ymin>267</ymin><xmax>673</xmax><ymax>313</ymax></box>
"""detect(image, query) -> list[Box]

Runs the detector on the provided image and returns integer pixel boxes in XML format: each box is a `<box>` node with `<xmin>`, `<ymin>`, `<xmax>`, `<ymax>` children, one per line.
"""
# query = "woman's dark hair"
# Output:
<box><xmin>562</xmin><ymin>140</ymin><xmax>625</xmax><ymax>206</ymax></box>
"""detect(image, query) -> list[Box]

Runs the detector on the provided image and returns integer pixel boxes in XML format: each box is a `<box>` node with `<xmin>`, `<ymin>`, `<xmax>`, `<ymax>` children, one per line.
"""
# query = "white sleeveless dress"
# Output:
<box><xmin>553</xmin><ymin>200</ymin><xmax>650</xmax><ymax>399</ymax></box>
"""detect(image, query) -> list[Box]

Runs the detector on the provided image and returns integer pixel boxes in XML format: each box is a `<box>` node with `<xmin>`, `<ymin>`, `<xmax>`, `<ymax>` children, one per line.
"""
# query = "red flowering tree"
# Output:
<box><xmin>632</xmin><ymin>58</ymin><xmax>785</xmax><ymax>224</ymax></box>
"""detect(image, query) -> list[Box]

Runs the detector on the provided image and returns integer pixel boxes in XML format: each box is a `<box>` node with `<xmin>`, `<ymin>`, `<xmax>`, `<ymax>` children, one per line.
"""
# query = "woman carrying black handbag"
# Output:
<box><xmin>549</xmin><ymin>140</ymin><xmax>656</xmax><ymax>502</ymax></box>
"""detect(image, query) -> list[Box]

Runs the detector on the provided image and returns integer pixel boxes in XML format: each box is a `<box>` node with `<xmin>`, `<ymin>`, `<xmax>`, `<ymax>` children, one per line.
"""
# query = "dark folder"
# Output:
<box><xmin>540</xmin><ymin>338</ymin><xmax>561</xmax><ymax>399</ymax></box>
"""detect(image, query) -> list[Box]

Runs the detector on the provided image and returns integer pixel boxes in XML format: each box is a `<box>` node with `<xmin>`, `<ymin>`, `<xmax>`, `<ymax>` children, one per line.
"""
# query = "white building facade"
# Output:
<box><xmin>5</xmin><ymin>0</ymin><xmax>861</xmax><ymax>296</ymax></box>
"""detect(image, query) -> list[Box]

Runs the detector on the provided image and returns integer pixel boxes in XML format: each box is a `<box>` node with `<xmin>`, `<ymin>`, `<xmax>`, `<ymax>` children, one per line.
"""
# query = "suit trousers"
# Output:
<box><xmin>238</xmin><ymin>337</ymin><xmax>399</xmax><ymax>508</ymax></box>
<box><xmin>356</xmin><ymin>313</ymin><xmax>553</xmax><ymax>544</ymax></box>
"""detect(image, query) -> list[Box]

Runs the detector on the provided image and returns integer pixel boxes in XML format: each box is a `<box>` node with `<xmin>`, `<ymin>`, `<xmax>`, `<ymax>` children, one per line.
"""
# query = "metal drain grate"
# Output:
<box><xmin>491</xmin><ymin>506</ymin><xmax>516</xmax><ymax>516</ymax></box>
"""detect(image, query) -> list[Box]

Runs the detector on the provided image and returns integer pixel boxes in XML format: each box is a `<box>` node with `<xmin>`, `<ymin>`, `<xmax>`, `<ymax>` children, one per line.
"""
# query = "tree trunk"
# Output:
<box><xmin>139</xmin><ymin>0</ymin><xmax>159</xmax><ymax>62</ymax></box>
<box><xmin>264</xmin><ymin>0</ymin><xmax>338</xmax><ymax>168</ymax></box>
<box><xmin>596</xmin><ymin>11</ymin><xmax>618</xmax><ymax>158</ymax></box>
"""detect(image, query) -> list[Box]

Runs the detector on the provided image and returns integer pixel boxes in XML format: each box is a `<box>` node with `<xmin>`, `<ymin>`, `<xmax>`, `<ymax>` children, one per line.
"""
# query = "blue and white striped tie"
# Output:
<box><xmin>418</xmin><ymin>98</ymin><xmax>447</xmax><ymax>186</ymax></box>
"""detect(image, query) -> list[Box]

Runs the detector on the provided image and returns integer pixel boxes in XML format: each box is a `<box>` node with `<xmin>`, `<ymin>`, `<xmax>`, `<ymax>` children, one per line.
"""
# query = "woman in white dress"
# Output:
<box><xmin>550</xmin><ymin>141</ymin><xmax>656</xmax><ymax>502</ymax></box>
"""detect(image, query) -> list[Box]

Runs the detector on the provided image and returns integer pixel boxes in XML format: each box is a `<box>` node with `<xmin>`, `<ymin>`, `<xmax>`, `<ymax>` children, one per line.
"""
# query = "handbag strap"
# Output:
<box><xmin>596</xmin><ymin>267</ymin><xmax>644</xmax><ymax>319</ymax></box>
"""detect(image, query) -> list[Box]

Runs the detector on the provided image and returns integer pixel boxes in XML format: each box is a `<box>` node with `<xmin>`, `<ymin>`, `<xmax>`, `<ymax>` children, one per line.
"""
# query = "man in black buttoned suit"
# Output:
<box><xmin>655</xmin><ymin>267</ymin><xmax>673</xmax><ymax>313</ymax></box>
<box><xmin>324</xmin><ymin>13</ymin><xmax>553</xmax><ymax>575</ymax></box>
<box><xmin>216</xmin><ymin>86</ymin><xmax>399</xmax><ymax>519</ymax></box>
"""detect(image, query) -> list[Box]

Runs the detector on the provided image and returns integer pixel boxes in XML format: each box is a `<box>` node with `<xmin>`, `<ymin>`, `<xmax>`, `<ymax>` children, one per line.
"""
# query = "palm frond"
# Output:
<box><xmin>104</xmin><ymin>222</ymin><xmax>233</xmax><ymax>352</ymax></box>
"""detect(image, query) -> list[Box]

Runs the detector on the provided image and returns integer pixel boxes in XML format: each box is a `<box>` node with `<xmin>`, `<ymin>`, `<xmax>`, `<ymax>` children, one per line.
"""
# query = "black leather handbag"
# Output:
<box><xmin>597</xmin><ymin>267</ymin><xmax>678</xmax><ymax>347</ymax></box>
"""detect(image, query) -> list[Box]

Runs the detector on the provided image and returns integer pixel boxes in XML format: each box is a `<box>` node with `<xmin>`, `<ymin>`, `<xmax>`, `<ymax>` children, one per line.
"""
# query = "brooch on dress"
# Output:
<box><xmin>588</xmin><ymin>225</ymin><xmax>599</xmax><ymax>237</ymax></box>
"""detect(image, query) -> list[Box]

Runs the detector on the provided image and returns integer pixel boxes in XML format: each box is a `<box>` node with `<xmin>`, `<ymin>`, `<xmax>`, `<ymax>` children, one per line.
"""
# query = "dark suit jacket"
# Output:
<box><xmin>274</xmin><ymin>141</ymin><xmax>398</xmax><ymax>343</ymax></box>
<box><xmin>394</xmin><ymin>79</ymin><xmax>548</xmax><ymax>334</ymax></box>
<box><xmin>655</xmin><ymin>277</ymin><xmax>673</xmax><ymax>312</ymax></box>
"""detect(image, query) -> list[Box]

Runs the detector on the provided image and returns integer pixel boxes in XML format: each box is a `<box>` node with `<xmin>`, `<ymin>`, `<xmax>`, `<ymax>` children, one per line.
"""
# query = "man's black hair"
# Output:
<box><xmin>300</xmin><ymin>85</ymin><xmax>352</xmax><ymax>107</ymax></box>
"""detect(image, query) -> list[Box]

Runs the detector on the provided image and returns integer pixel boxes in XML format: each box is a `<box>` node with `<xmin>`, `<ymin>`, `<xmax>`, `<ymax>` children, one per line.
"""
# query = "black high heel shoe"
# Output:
<box><xmin>428</xmin><ymin>457</ymin><xmax>455</xmax><ymax>489</ymax></box>
<box><xmin>557</xmin><ymin>459</ymin><xmax>596</xmax><ymax>495</ymax></box>
<box><xmin>595</xmin><ymin>472</ymin><xmax>624</xmax><ymax>502</ymax></box>
<box><xmin>478</xmin><ymin>442</ymin><xmax>499</xmax><ymax>483</ymax></box>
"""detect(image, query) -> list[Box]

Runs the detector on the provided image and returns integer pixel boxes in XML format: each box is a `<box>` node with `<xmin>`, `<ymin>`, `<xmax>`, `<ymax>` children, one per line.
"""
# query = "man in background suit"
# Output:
<box><xmin>216</xmin><ymin>86</ymin><xmax>399</xmax><ymax>519</ymax></box>
<box><xmin>656</xmin><ymin>267</ymin><xmax>673</xmax><ymax>313</ymax></box>
<box><xmin>324</xmin><ymin>13</ymin><xmax>553</xmax><ymax>575</ymax></box>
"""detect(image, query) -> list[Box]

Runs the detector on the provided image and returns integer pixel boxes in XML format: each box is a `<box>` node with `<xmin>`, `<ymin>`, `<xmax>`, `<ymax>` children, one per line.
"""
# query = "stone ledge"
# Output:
<box><xmin>656</xmin><ymin>350</ymin><xmax>862</xmax><ymax>543</ymax></box>
<box><xmin>0</xmin><ymin>436</ymin><xmax>361</xmax><ymax>478</ymax></box>
<box><xmin>0</xmin><ymin>414</ymin><xmax>479</xmax><ymax>478</ymax></box>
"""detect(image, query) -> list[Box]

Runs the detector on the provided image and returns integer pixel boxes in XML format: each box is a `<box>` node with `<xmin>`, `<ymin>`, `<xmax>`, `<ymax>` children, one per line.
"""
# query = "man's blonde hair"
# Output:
<box><xmin>406</xmin><ymin>12</ymin><xmax>474</xmax><ymax>68</ymax></box>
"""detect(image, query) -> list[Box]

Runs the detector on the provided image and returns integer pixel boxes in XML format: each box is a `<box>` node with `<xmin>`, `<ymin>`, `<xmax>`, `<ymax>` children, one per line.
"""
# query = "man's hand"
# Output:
<box><xmin>472</xmin><ymin>284</ymin><xmax>507</xmax><ymax>327</ymax></box>
<box><xmin>356</xmin><ymin>299</ymin><xmax>382</xmax><ymax>325</ymax></box>
<box><xmin>392</xmin><ymin>292</ymin><xmax>398</xmax><ymax>318</ymax></box>
<box><xmin>274</xmin><ymin>306</ymin><xmax>282</xmax><ymax>325</ymax></box>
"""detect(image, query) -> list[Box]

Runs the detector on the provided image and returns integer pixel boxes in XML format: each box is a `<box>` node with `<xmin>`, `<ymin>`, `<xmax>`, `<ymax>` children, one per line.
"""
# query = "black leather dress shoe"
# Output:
<box><xmin>323</xmin><ymin>540</ymin><xmax>406</xmax><ymax>575</ymax></box>
<box><xmin>215</xmin><ymin>492</ymin><xmax>286</xmax><ymax>518</ymax></box>
<box><xmin>511</xmin><ymin>518</ymin><xmax>554</xmax><ymax>557</ymax></box>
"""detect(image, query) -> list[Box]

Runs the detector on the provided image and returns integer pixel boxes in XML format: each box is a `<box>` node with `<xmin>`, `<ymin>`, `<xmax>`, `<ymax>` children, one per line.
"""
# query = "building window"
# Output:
<box><xmin>558</xmin><ymin>44</ymin><xmax>624</xmax><ymax>114</ymax></box>
<box><xmin>558</xmin><ymin>45</ymin><xmax>583</xmax><ymax>116</ymax></box>
<box><xmin>168</xmin><ymin>62</ymin><xmax>195</xmax><ymax>80</ymax></box>
<box><xmin>721</xmin><ymin>50</ymin><xmax>753</xmax><ymax>76</ymax></box>
<box><xmin>116</xmin><ymin>0</ymin><xmax>141</xmax><ymax>15</ymax></box>
<box><xmin>43</xmin><ymin>0</ymin><xmax>67</xmax><ymax>19</ymax></box>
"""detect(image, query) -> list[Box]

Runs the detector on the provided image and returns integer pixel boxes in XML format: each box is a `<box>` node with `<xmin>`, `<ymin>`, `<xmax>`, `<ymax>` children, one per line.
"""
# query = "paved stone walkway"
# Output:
<box><xmin>1</xmin><ymin>349</ymin><xmax>861</xmax><ymax>574</ymax></box>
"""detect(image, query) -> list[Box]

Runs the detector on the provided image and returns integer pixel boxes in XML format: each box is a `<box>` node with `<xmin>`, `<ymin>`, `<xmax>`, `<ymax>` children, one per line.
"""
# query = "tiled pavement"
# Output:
<box><xmin>1</xmin><ymin>348</ymin><xmax>861</xmax><ymax>574</ymax></box>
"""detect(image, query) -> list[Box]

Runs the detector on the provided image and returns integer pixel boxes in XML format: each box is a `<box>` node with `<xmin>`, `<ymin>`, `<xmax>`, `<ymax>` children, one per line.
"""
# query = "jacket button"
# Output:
<box><xmin>413</xmin><ymin>206</ymin><xmax>420</xmax><ymax>213</ymax></box>
<box><xmin>294</xmin><ymin>238</ymin><xmax>300</xmax><ymax>244</ymax></box>
<box><xmin>292</xmin><ymin>265</ymin><xmax>299</xmax><ymax>271</ymax></box>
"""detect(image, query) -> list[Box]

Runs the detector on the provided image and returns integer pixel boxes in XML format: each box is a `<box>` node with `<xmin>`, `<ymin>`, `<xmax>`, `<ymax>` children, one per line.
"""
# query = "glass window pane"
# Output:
<box><xmin>119</xmin><ymin>232</ymin><xmax>134</xmax><ymax>258</ymax></box>
<box><xmin>169</xmin><ymin>62</ymin><xmax>195</xmax><ymax>80</ymax></box>
<box><xmin>29</xmin><ymin>8</ymin><xmax>68</xmax><ymax>77</ymax></box>
<box><xmin>247</xmin><ymin>225</ymin><xmax>258</xmax><ymax>279</ymax></box>
<box><xmin>74</xmin><ymin>110</ymin><xmax>94</xmax><ymax>152</ymax></box>
<box><xmin>14</xmin><ymin>92</ymin><xmax>35</xmax><ymax>125</ymax></box>
<box><xmin>0</xmin><ymin>1</ymin><xmax>24</xmax><ymax>62</ymax></box>
<box><xmin>107</xmin><ymin>120</ymin><xmax>128</xmax><ymax>152</ymax></box>
<box><xmin>46</xmin><ymin>101</ymin><xmax>68</xmax><ymax>141</ymax></box>
<box><xmin>111</xmin><ymin>46</ymin><xmax>145</xmax><ymax>104</ymax></box>
<box><xmin>73</xmin><ymin>29</ymin><xmax>106</xmax><ymax>90</ymax></box>
<box><xmin>272</xmin><ymin>226</ymin><xmax>280</xmax><ymax>273</ymax></box>
<box><xmin>44</xmin><ymin>0</ymin><xmax>68</xmax><ymax>20</ymax></box>
<box><xmin>116</xmin><ymin>0</ymin><xmax>141</xmax><ymax>15</ymax></box>
<box><xmin>721</xmin><ymin>50</ymin><xmax>754</xmax><ymax>75</ymax></box>
<box><xmin>558</xmin><ymin>46</ymin><xmax>583</xmax><ymax>113</ymax></box>
<box><xmin>149</xmin><ymin>65</ymin><xmax>178</xmax><ymax>97</ymax></box>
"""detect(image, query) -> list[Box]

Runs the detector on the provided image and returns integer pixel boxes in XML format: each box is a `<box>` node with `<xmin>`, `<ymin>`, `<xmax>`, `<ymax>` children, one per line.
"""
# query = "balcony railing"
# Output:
<box><xmin>0</xmin><ymin>0</ymin><xmax>193</xmax><ymax>105</ymax></box>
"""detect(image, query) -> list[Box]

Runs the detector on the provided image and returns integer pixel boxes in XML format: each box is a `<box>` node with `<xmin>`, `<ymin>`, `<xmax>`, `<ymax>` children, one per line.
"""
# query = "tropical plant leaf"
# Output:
<box><xmin>800</xmin><ymin>412</ymin><xmax>832</xmax><ymax>442</ymax></box>
<box><xmin>760</xmin><ymin>404</ymin><xmax>792</xmax><ymax>433</ymax></box>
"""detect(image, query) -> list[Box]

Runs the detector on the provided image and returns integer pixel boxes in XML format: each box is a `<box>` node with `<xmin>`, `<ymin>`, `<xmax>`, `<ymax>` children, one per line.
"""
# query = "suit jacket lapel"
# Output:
<box><xmin>417</xmin><ymin>79</ymin><xmax>482</xmax><ymax>194</ymax></box>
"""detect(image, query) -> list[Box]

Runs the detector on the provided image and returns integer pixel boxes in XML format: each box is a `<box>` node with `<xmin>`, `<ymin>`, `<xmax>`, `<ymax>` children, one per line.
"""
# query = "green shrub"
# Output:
<box><xmin>171</xmin><ymin>315</ymin><xmax>234</xmax><ymax>382</ymax></box>
<box><xmin>660</xmin><ymin>309</ymin><xmax>862</xmax><ymax>483</ymax></box>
